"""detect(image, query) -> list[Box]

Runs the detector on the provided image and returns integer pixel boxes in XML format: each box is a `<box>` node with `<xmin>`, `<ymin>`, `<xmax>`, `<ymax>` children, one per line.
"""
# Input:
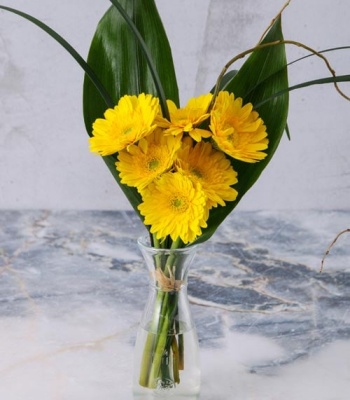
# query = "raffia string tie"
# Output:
<box><xmin>153</xmin><ymin>265</ymin><xmax>183</xmax><ymax>292</ymax></box>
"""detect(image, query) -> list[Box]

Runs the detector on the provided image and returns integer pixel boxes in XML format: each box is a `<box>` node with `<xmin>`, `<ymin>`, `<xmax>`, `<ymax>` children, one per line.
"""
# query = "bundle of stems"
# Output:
<box><xmin>138</xmin><ymin>238</ymin><xmax>189</xmax><ymax>389</ymax></box>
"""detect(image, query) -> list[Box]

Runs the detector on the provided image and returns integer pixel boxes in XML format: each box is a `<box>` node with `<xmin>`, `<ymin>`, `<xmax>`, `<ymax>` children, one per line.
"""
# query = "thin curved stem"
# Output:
<box><xmin>320</xmin><ymin>229</ymin><xmax>350</xmax><ymax>273</ymax></box>
<box><xmin>258</xmin><ymin>0</ymin><xmax>292</xmax><ymax>43</ymax></box>
<box><xmin>209</xmin><ymin>39</ymin><xmax>350</xmax><ymax>112</ymax></box>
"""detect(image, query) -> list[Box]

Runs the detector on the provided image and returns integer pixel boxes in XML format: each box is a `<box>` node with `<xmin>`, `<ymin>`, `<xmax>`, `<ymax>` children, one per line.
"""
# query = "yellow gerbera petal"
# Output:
<box><xmin>138</xmin><ymin>172</ymin><xmax>207</xmax><ymax>244</ymax></box>
<box><xmin>156</xmin><ymin>94</ymin><xmax>213</xmax><ymax>141</ymax></box>
<box><xmin>176</xmin><ymin>138</ymin><xmax>238</xmax><ymax>209</ymax></box>
<box><xmin>116</xmin><ymin>128</ymin><xmax>181</xmax><ymax>191</ymax></box>
<box><xmin>210</xmin><ymin>91</ymin><xmax>268</xmax><ymax>163</ymax></box>
<box><xmin>89</xmin><ymin>93</ymin><xmax>159</xmax><ymax>156</ymax></box>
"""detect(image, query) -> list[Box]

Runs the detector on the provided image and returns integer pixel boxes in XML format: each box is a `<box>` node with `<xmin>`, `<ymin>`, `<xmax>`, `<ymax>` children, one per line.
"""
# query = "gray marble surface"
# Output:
<box><xmin>1</xmin><ymin>210</ymin><xmax>350</xmax><ymax>400</ymax></box>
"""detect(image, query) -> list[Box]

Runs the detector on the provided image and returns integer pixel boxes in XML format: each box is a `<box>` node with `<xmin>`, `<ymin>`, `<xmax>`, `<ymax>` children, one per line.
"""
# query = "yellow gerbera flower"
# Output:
<box><xmin>116</xmin><ymin>128</ymin><xmax>181</xmax><ymax>191</ymax></box>
<box><xmin>176</xmin><ymin>138</ymin><xmax>238</xmax><ymax>210</ymax></box>
<box><xmin>156</xmin><ymin>93</ymin><xmax>213</xmax><ymax>141</ymax></box>
<box><xmin>89</xmin><ymin>93</ymin><xmax>159</xmax><ymax>155</ymax></box>
<box><xmin>210</xmin><ymin>91</ymin><xmax>268</xmax><ymax>163</ymax></box>
<box><xmin>138</xmin><ymin>172</ymin><xmax>207</xmax><ymax>244</ymax></box>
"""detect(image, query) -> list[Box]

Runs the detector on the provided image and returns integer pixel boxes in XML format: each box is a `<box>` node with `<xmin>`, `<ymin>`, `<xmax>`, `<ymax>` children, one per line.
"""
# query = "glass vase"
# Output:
<box><xmin>133</xmin><ymin>236</ymin><xmax>200</xmax><ymax>399</ymax></box>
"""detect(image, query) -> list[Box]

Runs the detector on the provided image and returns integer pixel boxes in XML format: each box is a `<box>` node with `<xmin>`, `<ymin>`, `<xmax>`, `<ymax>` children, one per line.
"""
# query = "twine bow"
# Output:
<box><xmin>153</xmin><ymin>266</ymin><xmax>183</xmax><ymax>292</ymax></box>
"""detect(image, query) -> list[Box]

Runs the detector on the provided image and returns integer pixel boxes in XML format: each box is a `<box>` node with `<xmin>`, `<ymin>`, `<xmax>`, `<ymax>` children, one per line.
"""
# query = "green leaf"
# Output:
<box><xmin>83</xmin><ymin>0</ymin><xmax>178</xmax><ymax>132</ymax></box>
<box><xmin>214</xmin><ymin>70</ymin><xmax>238</xmax><ymax>91</ymax></box>
<box><xmin>83</xmin><ymin>0</ymin><xmax>179</xmax><ymax>221</ymax></box>
<box><xmin>253</xmin><ymin>44</ymin><xmax>350</xmax><ymax>107</ymax></box>
<box><xmin>195</xmin><ymin>16</ymin><xmax>289</xmax><ymax>245</ymax></box>
<box><xmin>285</xmin><ymin>123</ymin><xmax>291</xmax><ymax>140</ymax></box>
<box><xmin>257</xmin><ymin>74</ymin><xmax>350</xmax><ymax>107</ymax></box>
<box><xmin>246</xmin><ymin>44</ymin><xmax>350</xmax><ymax>107</ymax></box>
<box><xmin>287</xmin><ymin>46</ymin><xmax>350</xmax><ymax>67</ymax></box>
<box><xmin>109</xmin><ymin>0</ymin><xmax>170</xmax><ymax>120</ymax></box>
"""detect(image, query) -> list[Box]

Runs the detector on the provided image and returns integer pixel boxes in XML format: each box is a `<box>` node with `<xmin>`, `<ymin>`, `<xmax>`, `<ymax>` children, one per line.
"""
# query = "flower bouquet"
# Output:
<box><xmin>1</xmin><ymin>0</ymin><xmax>349</xmax><ymax>396</ymax></box>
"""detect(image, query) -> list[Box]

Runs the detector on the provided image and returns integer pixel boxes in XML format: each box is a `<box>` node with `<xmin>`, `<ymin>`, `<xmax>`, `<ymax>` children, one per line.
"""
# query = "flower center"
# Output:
<box><xmin>171</xmin><ymin>195</ymin><xmax>188</xmax><ymax>213</ymax></box>
<box><xmin>123</xmin><ymin>127</ymin><xmax>133</xmax><ymax>135</ymax></box>
<box><xmin>191</xmin><ymin>168</ymin><xmax>203</xmax><ymax>179</ymax></box>
<box><xmin>147</xmin><ymin>158</ymin><xmax>160</xmax><ymax>171</ymax></box>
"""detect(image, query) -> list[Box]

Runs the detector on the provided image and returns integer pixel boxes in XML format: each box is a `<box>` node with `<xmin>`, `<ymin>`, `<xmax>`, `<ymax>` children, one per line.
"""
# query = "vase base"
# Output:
<box><xmin>133</xmin><ymin>393</ymin><xmax>200</xmax><ymax>400</ymax></box>
<box><xmin>133</xmin><ymin>379</ymin><xmax>200</xmax><ymax>399</ymax></box>
<box><xmin>133</xmin><ymin>326</ymin><xmax>200</xmax><ymax>398</ymax></box>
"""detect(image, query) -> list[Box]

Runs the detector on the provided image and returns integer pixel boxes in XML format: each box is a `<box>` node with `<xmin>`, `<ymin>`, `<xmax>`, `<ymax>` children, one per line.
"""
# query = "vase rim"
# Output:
<box><xmin>137</xmin><ymin>235</ymin><xmax>199</xmax><ymax>254</ymax></box>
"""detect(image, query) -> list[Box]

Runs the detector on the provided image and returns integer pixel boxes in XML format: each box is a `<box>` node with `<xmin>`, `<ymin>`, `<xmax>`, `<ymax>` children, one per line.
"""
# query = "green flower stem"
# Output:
<box><xmin>176</xmin><ymin>320</ymin><xmax>185</xmax><ymax>370</ymax></box>
<box><xmin>138</xmin><ymin>334</ymin><xmax>156</xmax><ymax>387</ymax></box>
<box><xmin>146</xmin><ymin>292</ymin><xmax>179</xmax><ymax>387</ymax></box>
<box><xmin>171</xmin><ymin>335</ymin><xmax>180</xmax><ymax>383</ymax></box>
<box><xmin>138</xmin><ymin>290</ymin><xmax>167</xmax><ymax>388</ymax></box>
<box><xmin>138</xmin><ymin>288</ymin><xmax>181</xmax><ymax>388</ymax></box>
<box><xmin>138</xmin><ymin>289</ymin><xmax>166</xmax><ymax>387</ymax></box>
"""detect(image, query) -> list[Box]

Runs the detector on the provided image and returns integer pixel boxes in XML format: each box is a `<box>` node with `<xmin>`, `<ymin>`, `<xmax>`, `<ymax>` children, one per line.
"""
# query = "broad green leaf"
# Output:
<box><xmin>83</xmin><ymin>0</ymin><xmax>179</xmax><ymax>220</ymax></box>
<box><xmin>253</xmin><ymin>44</ymin><xmax>350</xmax><ymax>107</ymax></box>
<box><xmin>195</xmin><ymin>17</ymin><xmax>289</xmax><ymax>245</ymax></box>
<box><xmin>109</xmin><ymin>0</ymin><xmax>170</xmax><ymax>120</ymax></box>
<box><xmin>83</xmin><ymin>0</ymin><xmax>178</xmax><ymax>132</ymax></box>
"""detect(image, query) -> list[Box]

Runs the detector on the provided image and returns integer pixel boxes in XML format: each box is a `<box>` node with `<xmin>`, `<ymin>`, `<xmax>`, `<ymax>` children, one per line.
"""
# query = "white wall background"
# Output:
<box><xmin>0</xmin><ymin>0</ymin><xmax>349</xmax><ymax>210</ymax></box>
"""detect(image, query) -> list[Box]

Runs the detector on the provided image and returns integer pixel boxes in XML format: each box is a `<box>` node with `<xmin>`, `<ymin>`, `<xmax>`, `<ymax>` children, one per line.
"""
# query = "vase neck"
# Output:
<box><xmin>137</xmin><ymin>236</ymin><xmax>198</xmax><ymax>293</ymax></box>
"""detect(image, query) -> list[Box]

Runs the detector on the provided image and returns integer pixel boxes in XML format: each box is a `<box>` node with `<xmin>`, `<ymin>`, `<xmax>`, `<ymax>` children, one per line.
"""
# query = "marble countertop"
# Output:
<box><xmin>1</xmin><ymin>210</ymin><xmax>350</xmax><ymax>400</ymax></box>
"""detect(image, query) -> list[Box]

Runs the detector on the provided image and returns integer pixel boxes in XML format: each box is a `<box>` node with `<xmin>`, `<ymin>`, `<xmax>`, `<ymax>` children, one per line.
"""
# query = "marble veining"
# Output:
<box><xmin>0</xmin><ymin>210</ymin><xmax>350</xmax><ymax>399</ymax></box>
